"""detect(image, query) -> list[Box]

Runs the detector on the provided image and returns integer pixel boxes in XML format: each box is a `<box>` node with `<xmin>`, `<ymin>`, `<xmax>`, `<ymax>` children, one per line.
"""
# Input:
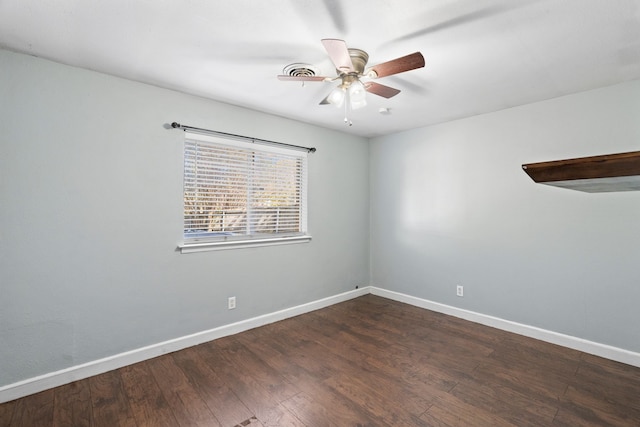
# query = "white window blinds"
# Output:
<box><xmin>182</xmin><ymin>132</ymin><xmax>308</xmax><ymax>247</ymax></box>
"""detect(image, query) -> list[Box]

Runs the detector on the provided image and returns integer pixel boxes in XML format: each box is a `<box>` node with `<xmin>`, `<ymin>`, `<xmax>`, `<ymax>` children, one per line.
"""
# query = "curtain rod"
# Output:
<box><xmin>171</xmin><ymin>122</ymin><xmax>316</xmax><ymax>153</ymax></box>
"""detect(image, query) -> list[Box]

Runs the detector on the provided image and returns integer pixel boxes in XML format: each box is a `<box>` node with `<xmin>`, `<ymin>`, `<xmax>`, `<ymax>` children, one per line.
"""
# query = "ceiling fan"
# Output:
<box><xmin>278</xmin><ymin>39</ymin><xmax>425</xmax><ymax>124</ymax></box>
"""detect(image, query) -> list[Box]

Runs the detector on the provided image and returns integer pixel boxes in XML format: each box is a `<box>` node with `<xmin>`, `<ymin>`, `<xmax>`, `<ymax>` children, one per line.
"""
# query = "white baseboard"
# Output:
<box><xmin>0</xmin><ymin>286</ymin><xmax>370</xmax><ymax>404</ymax></box>
<box><xmin>3</xmin><ymin>284</ymin><xmax>639</xmax><ymax>404</ymax></box>
<box><xmin>370</xmin><ymin>286</ymin><xmax>640</xmax><ymax>368</ymax></box>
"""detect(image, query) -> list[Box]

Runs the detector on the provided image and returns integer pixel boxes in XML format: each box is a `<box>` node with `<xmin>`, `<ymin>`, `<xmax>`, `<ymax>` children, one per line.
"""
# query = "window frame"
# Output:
<box><xmin>178</xmin><ymin>131</ymin><xmax>311</xmax><ymax>253</ymax></box>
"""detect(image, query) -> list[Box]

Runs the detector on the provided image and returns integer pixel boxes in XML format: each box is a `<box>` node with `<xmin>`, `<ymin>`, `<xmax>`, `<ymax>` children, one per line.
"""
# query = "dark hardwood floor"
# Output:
<box><xmin>2</xmin><ymin>295</ymin><xmax>640</xmax><ymax>426</ymax></box>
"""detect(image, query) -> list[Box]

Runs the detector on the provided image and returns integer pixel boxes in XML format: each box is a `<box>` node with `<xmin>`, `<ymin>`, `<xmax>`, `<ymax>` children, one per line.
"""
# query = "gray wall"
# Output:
<box><xmin>370</xmin><ymin>80</ymin><xmax>640</xmax><ymax>353</ymax></box>
<box><xmin>0</xmin><ymin>49</ymin><xmax>370</xmax><ymax>387</ymax></box>
<box><xmin>3</xmin><ymin>45</ymin><xmax>640</xmax><ymax>389</ymax></box>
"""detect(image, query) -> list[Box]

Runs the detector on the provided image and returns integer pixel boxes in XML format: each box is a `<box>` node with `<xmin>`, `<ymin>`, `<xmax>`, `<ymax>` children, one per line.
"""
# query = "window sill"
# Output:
<box><xmin>178</xmin><ymin>235</ymin><xmax>312</xmax><ymax>253</ymax></box>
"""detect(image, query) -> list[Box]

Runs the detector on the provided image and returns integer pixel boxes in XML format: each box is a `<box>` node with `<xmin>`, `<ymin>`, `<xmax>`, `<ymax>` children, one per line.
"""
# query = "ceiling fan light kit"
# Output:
<box><xmin>278</xmin><ymin>38</ymin><xmax>425</xmax><ymax>125</ymax></box>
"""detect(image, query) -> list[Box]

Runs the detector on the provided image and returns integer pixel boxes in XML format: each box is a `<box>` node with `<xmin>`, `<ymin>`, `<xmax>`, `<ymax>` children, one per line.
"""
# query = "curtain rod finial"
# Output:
<box><xmin>171</xmin><ymin>122</ymin><xmax>181</xmax><ymax>129</ymax></box>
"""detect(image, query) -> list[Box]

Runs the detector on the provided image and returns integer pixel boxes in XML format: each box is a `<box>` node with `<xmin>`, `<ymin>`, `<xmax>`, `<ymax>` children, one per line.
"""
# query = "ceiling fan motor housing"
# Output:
<box><xmin>346</xmin><ymin>48</ymin><xmax>369</xmax><ymax>75</ymax></box>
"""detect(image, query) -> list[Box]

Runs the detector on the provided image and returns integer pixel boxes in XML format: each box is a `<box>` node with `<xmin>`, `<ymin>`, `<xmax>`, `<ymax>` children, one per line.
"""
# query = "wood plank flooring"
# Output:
<box><xmin>2</xmin><ymin>295</ymin><xmax>640</xmax><ymax>426</ymax></box>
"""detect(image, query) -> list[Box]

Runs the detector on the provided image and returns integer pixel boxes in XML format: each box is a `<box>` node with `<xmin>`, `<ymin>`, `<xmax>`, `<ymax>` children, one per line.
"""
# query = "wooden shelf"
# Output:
<box><xmin>522</xmin><ymin>151</ymin><xmax>640</xmax><ymax>193</ymax></box>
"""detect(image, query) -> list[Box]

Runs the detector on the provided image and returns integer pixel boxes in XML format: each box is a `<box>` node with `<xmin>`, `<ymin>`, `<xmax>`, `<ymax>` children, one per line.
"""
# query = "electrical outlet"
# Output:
<box><xmin>456</xmin><ymin>286</ymin><xmax>464</xmax><ymax>297</ymax></box>
<box><xmin>228</xmin><ymin>296</ymin><xmax>236</xmax><ymax>309</ymax></box>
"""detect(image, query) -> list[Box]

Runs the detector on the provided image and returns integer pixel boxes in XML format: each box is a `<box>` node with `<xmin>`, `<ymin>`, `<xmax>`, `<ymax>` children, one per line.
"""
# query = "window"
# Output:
<box><xmin>180</xmin><ymin>131</ymin><xmax>310</xmax><ymax>252</ymax></box>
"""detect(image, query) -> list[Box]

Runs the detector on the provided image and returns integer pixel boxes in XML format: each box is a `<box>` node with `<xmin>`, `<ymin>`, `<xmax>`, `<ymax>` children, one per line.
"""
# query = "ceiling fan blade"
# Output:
<box><xmin>319</xmin><ymin>95</ymin><xmax>331</xmax><ymax>105</ymax></box>
<box><xmin>364</xmin><ymin>82</ymin><xmax>401</xmax><ymax>98</ymax></box>
<box><xmin>369</xmin><ymin>52</ymin><xmax>425</xmax><ymax>78</ymax></box>
<box><xmin>321</xmin><ymin>0</ymin><xmax>347</xmax><ymax>33</ymax></box>
<box><xmin>277</xmin><ymin>75</ymin><xmax>329</xmax><ymax>81</ymax></box>
<box><xmin>321</xmin><ymin>38</ymin><xmax>355</xmax><ymax>73</ymax></box>
<box><xmin>388</xmin><ymin>4</ymin><xmax>523</xmax><ymax>44</ymax></box>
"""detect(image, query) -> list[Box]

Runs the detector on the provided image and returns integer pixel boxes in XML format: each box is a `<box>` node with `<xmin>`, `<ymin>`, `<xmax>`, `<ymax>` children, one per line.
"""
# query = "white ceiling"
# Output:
<box><xmin>1</xmin><ymin>0</ymin><xmax>640</xmax><ymax>137</ymax></box>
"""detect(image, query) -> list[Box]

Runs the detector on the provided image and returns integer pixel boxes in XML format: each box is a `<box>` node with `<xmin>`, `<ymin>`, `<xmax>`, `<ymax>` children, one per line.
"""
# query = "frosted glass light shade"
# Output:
<box><xmin>348</xmin><ymin>80</ymin><xmax>367</xmax><ymax>110</ymax></box>
<box><xmin>327</xmin><ymin>86</ymin><xmax>346</xmax><ymax>108</ymax></box>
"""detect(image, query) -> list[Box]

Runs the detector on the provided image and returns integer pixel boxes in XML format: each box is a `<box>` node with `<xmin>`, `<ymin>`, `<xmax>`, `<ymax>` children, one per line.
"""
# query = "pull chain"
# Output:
<box><xmin>344</xmin><ymin>91</ymin><xmax>353</xmax><ymax>126</ymax></box>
